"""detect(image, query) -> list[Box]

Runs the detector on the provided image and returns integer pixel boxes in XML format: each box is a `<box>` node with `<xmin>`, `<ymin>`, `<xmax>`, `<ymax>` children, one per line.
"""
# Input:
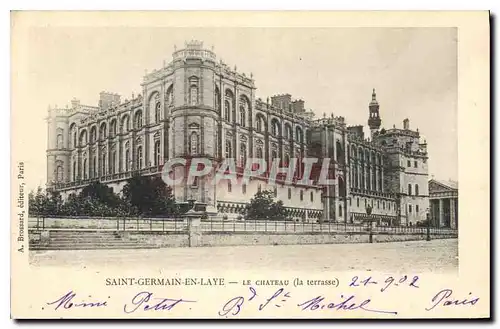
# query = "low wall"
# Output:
<box><xmin>122</xmin><ymin>232</ymin><xmax>189</xmax><ymax>248</ymax></box>
<box><xmin>120</xmin><ymin>231</ymin><xmax>457</xmax><ymax>248</ymax></box>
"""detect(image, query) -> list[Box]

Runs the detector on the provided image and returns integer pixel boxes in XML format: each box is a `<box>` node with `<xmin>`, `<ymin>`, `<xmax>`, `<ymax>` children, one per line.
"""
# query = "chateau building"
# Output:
<box><xmin>46</xmin><ymin>40</ymin><xmax>436</xmax><ymax>226</ymax></box>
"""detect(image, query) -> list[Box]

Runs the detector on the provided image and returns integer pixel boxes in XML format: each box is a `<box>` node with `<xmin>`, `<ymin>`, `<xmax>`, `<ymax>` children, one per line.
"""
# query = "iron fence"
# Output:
<box><xmin>28</xmin><ymin>216</ymin><xmax>458</xmax><ymax>236</ymax></box>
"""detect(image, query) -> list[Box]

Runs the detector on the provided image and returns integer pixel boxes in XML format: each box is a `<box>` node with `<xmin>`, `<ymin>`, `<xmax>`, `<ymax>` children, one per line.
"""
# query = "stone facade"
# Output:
<box><xmin>429</xmin><ymin>179</ymin><xmax>458</xmax><ymax>229</ymax></box>
<box><xmin>46</xmin><ymin>40</ymin><xmax>433</xmax><ymax>226</ymax></box>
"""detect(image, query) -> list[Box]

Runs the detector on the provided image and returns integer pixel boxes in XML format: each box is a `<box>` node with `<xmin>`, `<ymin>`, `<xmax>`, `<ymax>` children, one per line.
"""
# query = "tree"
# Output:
<box><xmin>121</xmin><ymin>174</ymin><xmax>178</xmax><ymax>216</ymax></box>
<box><xmin>80</xmin><ymin>181</ymin><xmax>121</xmax><ymax>207</ymax></box>
<box><xmin>246</xmin><ymin>190</ymin><xmax>287</xmax><ymax>221</ymax></box>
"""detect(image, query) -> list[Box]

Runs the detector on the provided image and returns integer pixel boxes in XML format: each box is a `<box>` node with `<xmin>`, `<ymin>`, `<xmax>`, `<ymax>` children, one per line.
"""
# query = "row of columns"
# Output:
<box><xmin>434</xmin><ymin>197</ymin><xmax>458</xmax><ymax>229</ymax></box>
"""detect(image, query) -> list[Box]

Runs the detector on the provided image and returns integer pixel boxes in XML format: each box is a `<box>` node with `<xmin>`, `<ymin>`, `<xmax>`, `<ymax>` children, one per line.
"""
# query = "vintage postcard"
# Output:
<box><xmin>11</xmin><ymin>11</ymin><xmax>490</xmax><ymax>319</ymax></box>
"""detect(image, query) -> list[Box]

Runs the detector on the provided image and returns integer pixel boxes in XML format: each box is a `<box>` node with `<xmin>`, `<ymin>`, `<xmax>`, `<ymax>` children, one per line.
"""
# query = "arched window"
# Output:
<box><xmin>271</xmin><ymin>119</ymin><xmax>280</xmax><ymax>137</ymax></box>
<box><xmin>408</xmin><ymin>184</ymin><xmax>412</xmax><ymax>196</ymax></box>
<box><xmin>284</xmin><ymin>124</ymin><xmax>292</xmax><ymax>140</ymax></box>
<box><xmin>296</xmin><ymin>126</ymin><xmax>303</xmax><ymax>143</ymax></box>
<box><xmin>136</xmin><ymin>146</ymin><xmax>143</xmax><ymax>169</ymax></box>
<box><xmin>240</xmin><ymin>143</ymin><xmax>247</xmax><ymax>166</ymax></box>
<box><xmin>109</xmin><ymin>120</ymin><xmax>117</xmax><ymax>137</ymax></box>
<box><xmin>284</xmin><ymin>153</ymin><xmax>290</xmax><ymax>165</ymax></box>
<box><xmin>154</xmin><ymin>141</ymin><xmax>161</xmax><ymax>166</ymax></box>
<box><xmin>271</xmin><ymin>150</ymin><xmax>278</xmax><ymax>160</ymax></box>
<box><xmin>256</xmin><ymin>146</ymin><xmax>263</xmax><ymax>159</ymax></box>
<box><xmin>339</xmin><ymin>204</ymin><xmax>343</xmax><ymax>217</ymax></box>
<box><xmin>90</xmin><ymin>126</ymin><xmax>97</xmax><ymax>143</ymax></box>
<box><xmin>190</xmin><ymin>132</ymin><xmax>199</xmax><ymax>155</ymax></box>
<box><xmin>125</xmin><ymin>148</ymin><xmax>130</xmax><ymax>171</ymax></box>
<box><xmin>166</xmin><ymin>85</ymin><xmax>174</xmax><ymax>106</ymax></box>
<box><xmin>225</xmin><ymin>140</ymin><xmax>232</xmax><ymax>158</ymax></box>
<box><xmin>79</xmin><ymin>130</ymin><xmax>88</xmax><ymax>146</ymax></box>
<box><xmin>56</xmin><ymin>161</ymin><xmax>64</xmax><ymax>182</ymax></box>
<box><xmin>83</xmin><ymin>158</ymin><xmax>88</xmax><ymax>179</ymax></box>
<box><xmin>190</xmin><ymin>85</ymin><xmax>198</xmax><ymax>105</ymax></box>
<box><xmin>224</xmin><ymin>100</ymin><xmax>231</xmax><ymax>121</ymax></box>
<box><xmin>239</xmin><ymin>104</ymin><xmax>246</xmax><ymax>127</ymax></box>
<box><xmin>155</xmin><ymin>102</ymin><xmax>161</xmax><ymax>123</ymax></box>
<box><xmin>121</xmin><ymin>116</ymin><xmax>129</xmax><ymax>133</ymax></box>
<box><xmin>92</xmin><ymin>156</ymin><xmax>96</xmax><ymax>178</ymax></box>
<box><xmin>101</xmin><ymin>154</ymin><xmax>106</xmax><ymax>175</ymax></box>
<box><xmin>415</xmin><ymin>184</ymin><xmax>419</xmax><ymax>196</ymax></box>
<box><xmin>56</xmin><ymin>133</ymin><xmax>63</xmax><ymax>149</ymax></box>
<box><xmin>134</xmin><ymin>111</ymin><xmax>143</xmax><ymax>129</ymax></box>
<box><xmin>99</xmin><ymin>123</ymin><xmax>107</xmax><ymax>140</ymax></box>
<box><xmin>225</xmin><ymin>90</ymin><xmax>233</xmax><ymax>121</ymax></box>
<box><xmin>110</xmin><ymin>151</ymin><xmax>116</xmax><ymax>174</ymax></box>
<box><xmin>214</xmin><ymin>86</ymin><xmax>221</xmax><ymax>112</ymax></box>
<box><xmin>69</xmin><ymin>124</ymin><xmax>77</xmax><ymax>149</ymax></box>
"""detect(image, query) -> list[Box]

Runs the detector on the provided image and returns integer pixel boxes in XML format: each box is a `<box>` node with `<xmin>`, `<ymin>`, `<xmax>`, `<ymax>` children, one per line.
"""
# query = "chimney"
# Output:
<box><xmin>71</xmin><ymin>98</ymin><xmax>80</xmax><ymax>109</ymax></box>
<box><xmin>99</xmin><ymin>91</ymin><xmax>121</xmax><ymax>110</ymax></box>
<box><xmin>292</xmin><ymin>99</ymin><xmax>305</xmax><ymax>113</ymax></box>
<box><xmin>403</xmin><ymin>118</ymin><xmax>410</xmax><ymax>130</ymax></box>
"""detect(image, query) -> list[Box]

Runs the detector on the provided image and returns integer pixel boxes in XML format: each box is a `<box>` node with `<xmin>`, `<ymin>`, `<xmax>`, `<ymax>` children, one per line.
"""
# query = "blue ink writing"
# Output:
<box><xmin>123</xmin><ymin>291</ymin><xmax>196</xmax><ymax>314</ymax></box>
<box><xmin>219</xmin><ymin>296</ymin><xmax>245</xmax><ymax>317</ymax></box>
<box><xmin>350</xmin><ymin>276</ymin><xmax>377</xmax><ymax>287</ymax></box>
<box><xmin>298</xmin><ymin>295</ymin><xmax>398</xmax><ymax>315</ymax></box>
<box><xmin>47</xmin><ymin>291</ymin><xmax>108</xmax><ymax>310</ymax></box>
<box><xmin>425</xmin><ymin>289</ymin><xmax>479</xmax><ymax>311</ymax></box>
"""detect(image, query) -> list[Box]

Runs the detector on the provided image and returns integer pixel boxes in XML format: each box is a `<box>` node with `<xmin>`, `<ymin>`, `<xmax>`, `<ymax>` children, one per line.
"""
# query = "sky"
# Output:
<box><xmin>18</xmin><ymin>26</ymin><xmax>457</xmax><ymax>191</ymax></box>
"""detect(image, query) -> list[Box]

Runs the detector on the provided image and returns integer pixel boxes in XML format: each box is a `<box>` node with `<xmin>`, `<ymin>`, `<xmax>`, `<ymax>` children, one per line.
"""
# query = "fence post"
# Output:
<box><xmin>294</xmin><ymin>219</ymin><xmax>296</xmax><ymax>232</ymax></box>
<box><xmin>42</xmin><ymin>217</ymin><xmax>45</xmax><ymax>230</ymax></box>
<box><xmin>116</xmin><ymin>218</ymin><xmax>119</xmax><ymax>231</ymax></box>
<box><xmin>233</xmin><ymin>219</ymin><xmax>236</xmax><ymax>232</ymax></box>
<box><xmin>150</xmin><ymin>219</ymin><xmax>152</xmax><ymax>231</ymax></box>
<box><xmin>244</xmin><ymin>218</ymin><xmax>247</xmax><ymax>232</ymax></box>
<box><xmin>265</xmin><ymin>220</ymin><xmax>267</xmax><ymax>232</ymax></box>
<box><xmin>162</xmin><ymin>219</ymin><xmax>165</xmax><ymax>232</ymax></box>
<box><xmin>223</xmin><ymin>218</ymin><xmax>225</xmax><ymax>232</ymax></box>
<box><xmin>275</xmin><ymin>220</ymin><xmax>277</xmax><ymax>232</ymax></box>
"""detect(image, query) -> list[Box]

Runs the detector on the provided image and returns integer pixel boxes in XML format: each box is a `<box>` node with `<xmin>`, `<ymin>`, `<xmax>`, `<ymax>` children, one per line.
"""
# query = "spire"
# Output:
<box><xmin>368</xmin><ymin>88</ymin><xmax>381</xmax><ymax>134</ymax></box>
<box><xmin>370</xmin><ymin>88</ymin><xmax>379</xmax><ymax>106</ymax></box>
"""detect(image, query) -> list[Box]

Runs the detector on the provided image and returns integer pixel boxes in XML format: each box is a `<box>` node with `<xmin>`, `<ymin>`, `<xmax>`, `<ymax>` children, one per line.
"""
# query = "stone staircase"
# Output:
<box><xmin>30</xmin><ymin>230</ymin><xmax>160</xmax><ymax>250</ymax></box>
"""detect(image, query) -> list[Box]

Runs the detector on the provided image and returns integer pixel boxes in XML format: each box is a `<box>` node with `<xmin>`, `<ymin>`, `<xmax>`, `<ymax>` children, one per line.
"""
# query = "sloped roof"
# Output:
<box><xmin>429</xmin><ymin>179</ymin><xmax>458</xmax><ymax>190</ymax></box>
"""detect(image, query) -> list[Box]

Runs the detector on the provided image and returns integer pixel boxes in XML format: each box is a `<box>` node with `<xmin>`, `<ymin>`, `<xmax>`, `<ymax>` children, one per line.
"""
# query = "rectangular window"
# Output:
<box><xmin>310</xmin><ymin>191</ymin><xmax>314</xmax><ymax>202</ymax></box>
<box><xmin>383</xmin><ymin>201</ymin><xmax>385</xmax><ymax>210</ymax></box>
<box><xmin>357</xmin><ymin>198</ymin><xmax>359</xmax><ymax>207</ymax></box>
<box><xmin>414</xmin><ymin>160</ymin><xmax>417</xmax><ymax>168</ymax></box>
<box><xmin>228</xmin><ymin>181</ymin><xmax>232</xmax><ymax>193</ymax></box>
<box><xmin>409</xmin><ymin>205</ymin><xmax>412</xmax><ymax>213</ymax></box>
<box><xmin>242</xmin><ymin>184</ymin><xmax>246</xmax><ymax>194</ymax></box>
<box><xmin>300</xmin><ymin>190</ymin><xmax>304</xmax><ymax>201</ymax></box>
<box><xmin>407</xmin><ymin>160</ymin><xmax>411</xmax><ymax>167</ymax></box>
<box><xmin>288</xmin><ymin>188</ymin><xmax>292</xmax><ymax>200</ymax></box>
<box><xmin>416</xmin><ymin>205</ymin><xmax>419</xmax><ymax>213</ymax></box>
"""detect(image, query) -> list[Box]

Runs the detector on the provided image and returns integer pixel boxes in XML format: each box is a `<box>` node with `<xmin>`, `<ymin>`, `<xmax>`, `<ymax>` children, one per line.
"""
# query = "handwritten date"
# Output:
<box><xmin>349</xmin><ymin>275</ymin><xmax>419</xmax><ymax>292</ymax></box>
